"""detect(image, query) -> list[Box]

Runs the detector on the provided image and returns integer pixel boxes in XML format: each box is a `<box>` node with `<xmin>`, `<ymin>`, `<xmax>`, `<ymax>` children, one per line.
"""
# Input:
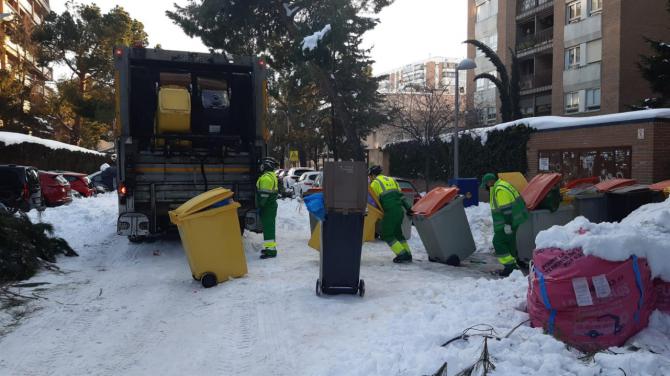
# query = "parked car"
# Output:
<box><xmin>39</xmin><ymin>171</ymin><xmax>73</xmax><ymax>207</ymax></box>
<box><xmin>394</xmin><ymin>178</ymin><xmax>422</xmax><ymax>205</ymax></box>
<box><xmin>294</xmin><ymin>171</ymin><xmax>322</xmax><ymax>197</ymax></box>
<box><xmin>282</xmin><ymin>167</ymin><xmax>314</xmax><ymax>194</ymax></box>
<box><xmin>88</xmin><ymin>171</ymin><xmax>114</xmax><ymax>193</ymax></box>
<box><xmin>0</xmin><ymin>165</ymin><xmax>44</xmax><ymax>213</ymax></box>
<box><xmin>57</xmin><ymin>171</ymin><xmax>95</xmax><ymax>197</ymax></box>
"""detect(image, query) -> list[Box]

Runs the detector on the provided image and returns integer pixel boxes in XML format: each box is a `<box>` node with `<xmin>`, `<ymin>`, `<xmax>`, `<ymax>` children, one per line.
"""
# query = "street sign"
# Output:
<box><xmin>290</xmin><ymin>150</ymin><xmax>299</xmax><ymax>162</ymax></box>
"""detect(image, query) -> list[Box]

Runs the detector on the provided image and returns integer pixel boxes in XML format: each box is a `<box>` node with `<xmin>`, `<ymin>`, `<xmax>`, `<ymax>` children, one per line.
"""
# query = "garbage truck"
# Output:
<box><xmin>113</xmin><ymin>47</ymin><xmax>268</xmax><ymax>241</ymax></box>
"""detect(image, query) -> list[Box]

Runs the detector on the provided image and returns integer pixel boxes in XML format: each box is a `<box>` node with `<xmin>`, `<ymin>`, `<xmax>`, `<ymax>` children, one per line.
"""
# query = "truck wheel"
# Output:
<box><xmin>128</xmin><ymin>235</ymin><xmax>145</xmax><ymax>244</ymax></box>
<box><xmin>201</xmin><ymin>273</ymin><xmax>217</xmax><ymax>288</ymax></box>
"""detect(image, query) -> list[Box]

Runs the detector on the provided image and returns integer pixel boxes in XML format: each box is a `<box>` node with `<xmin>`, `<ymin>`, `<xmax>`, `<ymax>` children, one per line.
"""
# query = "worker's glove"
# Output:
<box><xmin>504</xmin><ymin>224</ymin><xmax>513</xmax><ymax>235</ymax></box>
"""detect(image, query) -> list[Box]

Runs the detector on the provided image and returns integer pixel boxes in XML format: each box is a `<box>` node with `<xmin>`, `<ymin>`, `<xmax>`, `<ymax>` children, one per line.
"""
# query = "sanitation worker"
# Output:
<box><xmin>481</xmin><ymin>173</ymin><xmax>529</xmax><ymax>276</ymax></box>
<box><xmin>256</xmin><ymin>157</ymin><xmax>280</xmax><ymax>259</ymax></box>
<box><xmin>369</xmin><ymin>166</ymin><xmax>413</xmax><ymax>263</ymax></box>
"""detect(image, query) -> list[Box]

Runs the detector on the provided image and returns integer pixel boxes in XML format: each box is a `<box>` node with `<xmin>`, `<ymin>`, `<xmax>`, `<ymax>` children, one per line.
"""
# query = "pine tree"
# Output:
<box><xmin>636</xmin><ymin>0</ymin><xmax>670</xmax><ymax>108</ymax></box>
<box><xmin>167</xmin><ymin>0</ymin><xmax>390</xmax><ymax>161</ymax></box>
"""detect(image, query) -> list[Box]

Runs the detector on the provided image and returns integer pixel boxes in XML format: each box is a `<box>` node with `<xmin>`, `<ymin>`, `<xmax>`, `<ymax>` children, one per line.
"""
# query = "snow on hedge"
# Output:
<box><xmin>466</xmin><ymin>108</ymin><xmax>670</xmax><ymax>144</ymax></box>
<box><xmin>0</xmin><ymin>131</ymin><xmax>105</xmax><ymax>156</ymax></box>
<box><xmin>536</xmin><ymin>198</ymin><xmax>670</xmax><ymax>280</ymax></box>
<box><xmin>302</xmin><ymin>24</ymin><xmax>331</xmax><ymax>51</ymax></box>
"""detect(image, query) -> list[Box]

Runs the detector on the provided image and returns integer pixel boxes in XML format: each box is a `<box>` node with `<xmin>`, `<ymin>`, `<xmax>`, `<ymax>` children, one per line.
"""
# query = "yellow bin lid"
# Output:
<box><xmin>169</xmin><ymin>188</ymin><xmax>234</xmax><ymax>224</ymax></box>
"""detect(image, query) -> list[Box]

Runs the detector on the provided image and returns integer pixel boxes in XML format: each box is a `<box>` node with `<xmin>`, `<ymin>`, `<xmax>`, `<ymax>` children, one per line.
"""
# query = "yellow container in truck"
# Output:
<box><xmin>157</xmin><ymin>86</ymin><xmax>191</xmax><ymax>134</ymax></box>
<box><xmin>169</xmin><ymin>188</ymin><xmax>247</xmax><ymax>288</ymax></box>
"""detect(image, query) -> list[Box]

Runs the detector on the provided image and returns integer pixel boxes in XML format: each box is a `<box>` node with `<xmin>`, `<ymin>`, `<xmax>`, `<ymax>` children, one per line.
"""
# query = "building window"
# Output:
<box><xmin>565</xmin><ymin>92</ymin><xmax>580</xmax><ymax>113</ymax></box>
<box><xmin>589</xmin><ymin>0</ymin><xmax>603</xmax><ymax>15</ymax></box>
<box><xmin>566</xmin><ymin>45</ymin><xmax>581</xmax><ymax>69</ymax></box>
<box><xmin>586</xmin><ymin>39</ymin><xmax>602</xmax><ymax>64</ymax></box>
<box><xmin>586</xmin><ymin>88</ymin><xmax>601</xmax><ymax>111</ymax></box>
<box><xmin>475</xmin><ymin>0</ymin><xmax>498</xmax><ymax>22</ymax></box>
<box><xmin>476</xmin><ymin>78</ymin><xmax>486</xmax><ymax>91</ymax></box>
<box><xmin>567</xmin><ymin>1</ymin><xmax>582</xmax><ymax>24</ymax></box>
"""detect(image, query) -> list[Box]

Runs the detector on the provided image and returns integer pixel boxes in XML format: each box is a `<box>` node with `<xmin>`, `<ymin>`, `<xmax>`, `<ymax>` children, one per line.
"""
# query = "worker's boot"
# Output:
<box><xmin>496</xmin><ymin>263</ymin><xmax>518</xmax><ymax>277</ymax></box>
<box><xmin>260</xmin><ymin>248</ymin><xmax>277</xmax><ymax>259</ymax></box>
<box><xmin>393</xmin><ymin>251</ymin><xmax>413</xmax><ymax>264</ymax></box>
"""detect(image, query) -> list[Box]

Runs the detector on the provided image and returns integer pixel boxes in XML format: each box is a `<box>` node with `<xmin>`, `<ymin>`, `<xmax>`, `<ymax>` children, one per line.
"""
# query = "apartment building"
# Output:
<box><xmin>378</xmin><ymin>57</ymin><xmax>467</xmax><ymax>94</ymax></box>
<box><xmin>0</xmin><ymin>0</ymin><xmax>51</xmax><ymax>79</ymax></box>
<box><xmin>467</xmin><ymin>0</ymin><xmax>670</xmax><ymax>124</ymax></box>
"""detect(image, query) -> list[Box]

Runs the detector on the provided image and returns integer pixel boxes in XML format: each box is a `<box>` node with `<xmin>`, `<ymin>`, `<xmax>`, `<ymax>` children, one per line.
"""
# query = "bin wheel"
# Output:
<box><xmin>192</xmin><ymin>274</ymin><xmax>198</xmax><ymax>281</ymax></box>
<box><xmin>315</xmin><ymin>279</ymin><xmax>322</xmax><ymax>296</ymax></box>
<box><xmin>428</xmin><ymin>256</ymin><xmax>439</xmax><ymax>263</ymax></box>
<box><xmin>201</xmin><ymin>273</ymin><xmax>217</xmax><ymax>288</ymax></box>
<box><xmin>128</xmin><ymin>235</ymin><xmax>145</xmax><ymax>244</ymax></box>
<box><xmin>445</xmin><ymin>255</ymin><xmax>461</xmax><ymax>267</ymax></box>
<box><xmin>358</xmin><ymin>280</ymin><xmax>365</xmax><ymax>297</ymax></box>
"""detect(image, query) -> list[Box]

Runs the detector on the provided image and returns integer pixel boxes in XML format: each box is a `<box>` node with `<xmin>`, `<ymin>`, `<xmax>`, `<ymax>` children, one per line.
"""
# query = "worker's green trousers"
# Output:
<box><xmin>380</xmin><ymin>205</ymin><xmax>406</xmax><ymax>255</ymax></box>
<box><xmin>260</xmin><ymin>201</ymin><xmax>277</xmax><ymax>242</ymax></box>
<box><xmin>492</xmin><ymin>226</ymin><xmax>518</xmax><ymax>266</ymax></box>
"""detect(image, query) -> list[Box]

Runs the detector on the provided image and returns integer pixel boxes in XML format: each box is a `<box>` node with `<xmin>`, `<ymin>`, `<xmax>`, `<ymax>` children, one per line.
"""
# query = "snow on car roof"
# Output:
<box><xmin>0</xmin><ymin>131</ymin><xmax>105</xmax><ymax>156</ymax></box>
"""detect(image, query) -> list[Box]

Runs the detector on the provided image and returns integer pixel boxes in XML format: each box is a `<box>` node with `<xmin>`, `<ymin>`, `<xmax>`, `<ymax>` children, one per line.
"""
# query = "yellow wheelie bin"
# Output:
<box><xmin>169</xmin><ymin>188</ymin><xmax>247</xmax><ymax>288</ymax></box>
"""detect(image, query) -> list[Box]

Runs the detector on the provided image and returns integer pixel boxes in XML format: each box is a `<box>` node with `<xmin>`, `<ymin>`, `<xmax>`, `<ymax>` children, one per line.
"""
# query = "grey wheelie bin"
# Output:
<box><xmin>516</xmin><ymin>204</ymin><xmax>575</xmax><ymax>262</ymax></box>
<box><xmin>412</xmin><ymin>187</ymin><xmax>475</xmax><ymax>266</ymax></box>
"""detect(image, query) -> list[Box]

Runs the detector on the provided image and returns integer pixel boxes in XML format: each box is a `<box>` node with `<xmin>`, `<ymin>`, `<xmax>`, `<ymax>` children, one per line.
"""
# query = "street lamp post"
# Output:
<box><xmin>453</xmin><ymin>58</ymin><xmax>477</xmax><ymax>179</ymax></box>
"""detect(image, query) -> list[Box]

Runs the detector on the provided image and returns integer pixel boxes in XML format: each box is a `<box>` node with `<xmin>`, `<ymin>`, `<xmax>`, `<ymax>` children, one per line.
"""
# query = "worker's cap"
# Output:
<box><xmin>480</xmin><ymin>173</ymin><xmax>497</xmax><ymax>189</ymax></box>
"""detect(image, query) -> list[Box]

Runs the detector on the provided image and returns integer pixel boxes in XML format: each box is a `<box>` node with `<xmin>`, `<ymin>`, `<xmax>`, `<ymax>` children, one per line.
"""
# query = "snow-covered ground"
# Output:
<box><xmin>1</xmin><ymin>195</ymin><xmax>669</xmax><ymax>375</ymax></box>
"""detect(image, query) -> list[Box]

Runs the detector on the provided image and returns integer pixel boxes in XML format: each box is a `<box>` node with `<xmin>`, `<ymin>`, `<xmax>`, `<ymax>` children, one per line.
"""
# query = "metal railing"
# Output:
<box><xmin>517</xmin><ymin>0</ymin><xmax>553</xmax><ymax>14</ymax></box>
<box><xmin>516</xmin><ymin>28</ymin><xmax>554</xmax><ymax>52</ymax></box>
<box><xmin>519</xmin><ymin>74</ymin><xmax>553</xmax><ymax>91</ymax></box>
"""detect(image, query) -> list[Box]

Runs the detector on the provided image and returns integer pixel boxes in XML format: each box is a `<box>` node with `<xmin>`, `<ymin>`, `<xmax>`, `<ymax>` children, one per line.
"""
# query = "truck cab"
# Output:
<box><xmin>113</xmin><ymin>47</ymin><xmax>267</xmax><ymax>241</ymax></box>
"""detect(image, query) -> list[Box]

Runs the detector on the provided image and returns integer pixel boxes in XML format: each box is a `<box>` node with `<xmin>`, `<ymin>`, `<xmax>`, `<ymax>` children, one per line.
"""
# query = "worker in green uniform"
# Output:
<box><xmin>256</xmin><ymin>157</ymin><xmax>279</xmax><ymax>259</ymax></box>
<box><xmin>481</xmin><ymin>173</ymin><xmax>529</xmax><ymax>277</ymax></box>
<box><xmin>369</xmin><ymin>166</ymin><xmax>413</xmax><ymax>263</ymax></box>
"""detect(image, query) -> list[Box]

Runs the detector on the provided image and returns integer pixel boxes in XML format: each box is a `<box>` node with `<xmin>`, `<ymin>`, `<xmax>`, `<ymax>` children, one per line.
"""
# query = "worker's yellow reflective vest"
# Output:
<box><xmin>256</xmin><ymin>171</ymin><xmax>278</xmax><ymax>207</ymax></box>
<box><xmin>490</xmin><ymin>179</ymin><xmax>528</xmax><ymax>232</ymax></box>
<box><xmin>370</xmin><ymin>175</ymin><xmax>400</xmax><ymax>197</ymax></box>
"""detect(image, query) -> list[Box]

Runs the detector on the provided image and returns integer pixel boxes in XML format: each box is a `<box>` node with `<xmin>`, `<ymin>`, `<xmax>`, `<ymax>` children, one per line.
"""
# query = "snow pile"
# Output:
<box><xmin>302</xmin><ymin>24</ymin><xmax>331</xmax><ymax>51</ymax></box>
<box><xmin>0</xmin><ymin>131</ymin><xmax>104</xmax><ymax>156</ymax></box>
<box><xmin>465</xmin><ymin>203</ymin><xmax>493</xmax><ymax>253</ymax></box>
<box><xmin>536</xmin><ymin>199</ymin><xmax>670</xmax><ymax>280</ymax></box>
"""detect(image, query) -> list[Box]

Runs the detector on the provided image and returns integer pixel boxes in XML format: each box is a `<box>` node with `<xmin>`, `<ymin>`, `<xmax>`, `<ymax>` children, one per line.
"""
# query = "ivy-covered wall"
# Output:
<box><xmin>385</xmin><ymin>126</ymin><xmax>533</xmax><ymax>182</ymax></box>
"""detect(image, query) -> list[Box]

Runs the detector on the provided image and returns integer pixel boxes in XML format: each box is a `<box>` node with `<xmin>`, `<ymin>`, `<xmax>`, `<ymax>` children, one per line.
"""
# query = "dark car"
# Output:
<box><xmin>39</xmin><ymin>171</ymin><xmax>73</xmax><ymax>207</ymax></box>
<box><xmin>57</xmin><ymin>171</ymin><xmax>95</xmax><ymax>197</ymax></box>
<box><xmin>0</xmin><ymin>165</ymin><xmax>44</xmax><ymax>213</ymax></box>
<box><xmin>88</xmin><ymin>171</ymin><xmax>114</xmax><ymax>193</ymax></box>
<box><xmin>394</xmin><ymin>178</ymin><xmax>422</xmax><ymax>205</ymax></box>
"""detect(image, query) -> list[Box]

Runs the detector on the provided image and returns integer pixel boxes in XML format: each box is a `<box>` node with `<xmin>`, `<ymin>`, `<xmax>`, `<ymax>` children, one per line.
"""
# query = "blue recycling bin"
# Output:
<box><xmin>448</xmin><ymin>178</ymin><xmax>479</xmax><ymax>207</ymax></box>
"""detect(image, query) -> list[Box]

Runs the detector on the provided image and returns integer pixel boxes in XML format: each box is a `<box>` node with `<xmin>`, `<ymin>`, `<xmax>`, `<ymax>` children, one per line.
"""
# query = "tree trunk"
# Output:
<box><xmin>71</xmin><ymin>75</ymin><xmax>87</xmax><ymax>145</ymax></box>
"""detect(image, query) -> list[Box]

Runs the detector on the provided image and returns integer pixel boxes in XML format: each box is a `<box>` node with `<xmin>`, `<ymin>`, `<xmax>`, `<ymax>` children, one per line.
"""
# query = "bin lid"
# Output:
<box><xmin>498</xmin><ymin>172</ymin><xmax>528</xmax><ymax>192</ymax></box>
<box><xmin>521</xmin><ymin>173</ymin><xmax>562</xmax><ymax>211</ymax></box>
<box><xmin>171</xmin><ymin>188</ymin><xmax>234</xmax><ymax>219</ymax></box>
<box><xmin>650</xmin><ymin>180</ymin><xmax>670</xmax><ymax>192</ymax></box>
<box><xmin>564</xmin><ymin>177</ymin><xmax>599</xmax><ymax>190</ymax></box>
<box><xmin>609</xmin><ymin>184</ymin><xmax>650</xmax><ymax>194</ymax></box>
<box><xmin>594</xmin><ymin>179</ymin><xmax>637</xmax><ymax>193</ymax></box>
<box><xmin>411</xmin><ymin>187</ymin><xmax>459</xmax><ymax>217</ymax></box>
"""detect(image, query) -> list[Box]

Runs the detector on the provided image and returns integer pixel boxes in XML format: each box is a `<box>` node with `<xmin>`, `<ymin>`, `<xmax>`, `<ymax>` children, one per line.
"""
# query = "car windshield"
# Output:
<box><xmin>294</xmin><ymin>169</ymin><xmax>312</xmax><ymax>177</ymax></box>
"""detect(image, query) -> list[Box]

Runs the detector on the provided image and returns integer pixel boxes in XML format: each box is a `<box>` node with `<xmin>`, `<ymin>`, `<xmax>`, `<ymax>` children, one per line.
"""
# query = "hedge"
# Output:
<box><xmin>0</xmin><ymin>142</ymin><xmax>110</xmax><ymax>174</ymax></box>
<box><xmin>386</xmin><ymin>125</ymin><xmax>533</xmax><ymax>182</ymax></box>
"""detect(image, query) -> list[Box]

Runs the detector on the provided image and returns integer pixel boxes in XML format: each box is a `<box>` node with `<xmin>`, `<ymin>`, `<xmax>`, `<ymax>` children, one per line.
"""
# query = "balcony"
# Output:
<box><xmin>519</xmin><ymin>74</ymin><xmax>552</xmax><ymax>94</ymax></box>
<box><xmin>516</xmin><ymin>28</ymin><xmax>553</xmax><ymax>56</ymax></box>
<box><xmin>517</xmin><ymin>0</ymin><xmax>554</xmax><ymax>19</ymax></box>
